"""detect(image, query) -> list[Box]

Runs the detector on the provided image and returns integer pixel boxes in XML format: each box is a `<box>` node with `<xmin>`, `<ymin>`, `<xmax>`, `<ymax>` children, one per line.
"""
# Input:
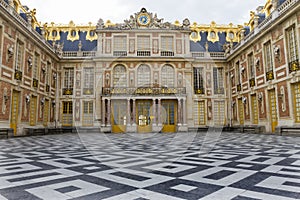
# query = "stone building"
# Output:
<box><xmin>0</xmin><ymin>0</ymin><xmax>299</xmax><ymax>135</ymax></box>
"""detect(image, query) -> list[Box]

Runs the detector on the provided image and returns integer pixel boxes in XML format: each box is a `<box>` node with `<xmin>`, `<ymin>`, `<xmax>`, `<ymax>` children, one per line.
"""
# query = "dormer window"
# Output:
<box><xmin>52</xmin><ymin>30</ymin><xmax>57</xmax><ymax>37</ymax></box>
<box><xmin>71</xmin><ymin>30</ymin><xmax>76</xmax><ymax>37</ymax></box>
<box><xmin>89</xmin><ymin>30</ymin><xmax>95</xmax><ymax>37</ymax></box>
<box><xmin>228</xmin><ymin>32</ymin><xmax>234</xmax><ymax>40</ymax></box>
<box><xmin>210</xmin><ymin>31</ymin><xmax>216</xmax><ymax>39</ymax></box>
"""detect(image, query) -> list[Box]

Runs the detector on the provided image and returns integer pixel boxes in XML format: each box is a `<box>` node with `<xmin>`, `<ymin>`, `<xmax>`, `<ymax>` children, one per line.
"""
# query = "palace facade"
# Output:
<box><xmin>0</xmin><ymin>0</ymin><xmax>299</xmax><ymax>135</ymax></box>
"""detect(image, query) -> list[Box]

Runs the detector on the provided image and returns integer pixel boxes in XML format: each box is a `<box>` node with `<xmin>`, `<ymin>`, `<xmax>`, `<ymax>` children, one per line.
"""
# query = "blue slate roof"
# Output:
<box><xmin>244</xmin><ymin>26</ymin><xmax>250</xmax><ymax>36</ymax></box>
<box><xmin>49</xmin><ymin>31</ymin><xmax>97</xmax><ymax>51</ymax></box>
<box><xmin>190</xmin><ymin>31</ymin><xmax>228</xmax><ymax>52</ymax></box>
<box><xmin>258</xmin><ymin>13</ymin><xmax>266</xmax><ymax>24</ymax></box>
<box><xmin>278</xmin><ymin>0</ymin><xmax>287</xmax><ymax>6</ymax></box>
<box><xmin>20</xmin><ymin>12</ymin><xmax>27</xmax><ymax>21</ymax></box>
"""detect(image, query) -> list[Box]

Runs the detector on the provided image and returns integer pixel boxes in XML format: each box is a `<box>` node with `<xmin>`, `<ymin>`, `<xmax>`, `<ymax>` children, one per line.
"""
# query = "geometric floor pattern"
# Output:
<box><xmin>0</xmin><ymin>131</ymin><xmax>300</xmax><ymax>199</ymax></box>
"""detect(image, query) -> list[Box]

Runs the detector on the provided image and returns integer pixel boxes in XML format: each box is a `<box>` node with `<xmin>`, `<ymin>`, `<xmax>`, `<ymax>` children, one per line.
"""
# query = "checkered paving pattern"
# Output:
<box><xmin>0</xmin><ymin>132</ymin><xmax>300</xmax><ymax>199</ymax></box>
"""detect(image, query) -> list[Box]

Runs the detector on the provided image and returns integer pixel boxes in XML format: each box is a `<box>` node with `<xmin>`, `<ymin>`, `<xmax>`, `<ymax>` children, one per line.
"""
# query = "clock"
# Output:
<box><xmin>137</xmin><ymin>13</ymin><xmax>150</xmax><ymax>26</ymax></box>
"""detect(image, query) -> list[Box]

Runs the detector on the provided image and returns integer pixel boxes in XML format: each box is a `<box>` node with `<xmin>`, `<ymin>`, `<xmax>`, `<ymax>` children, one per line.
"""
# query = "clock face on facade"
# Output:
<box><xmin>138</xmin><ymin>13</ymin><xmax>150</xmax><ymax>26</ymax></box>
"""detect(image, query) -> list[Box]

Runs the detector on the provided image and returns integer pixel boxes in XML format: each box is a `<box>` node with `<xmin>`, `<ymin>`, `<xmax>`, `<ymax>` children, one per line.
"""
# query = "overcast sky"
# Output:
<box><xmin>20</xmin><ymin>0</ymin><xmax>267</xmax><ymax>25</ymax></box>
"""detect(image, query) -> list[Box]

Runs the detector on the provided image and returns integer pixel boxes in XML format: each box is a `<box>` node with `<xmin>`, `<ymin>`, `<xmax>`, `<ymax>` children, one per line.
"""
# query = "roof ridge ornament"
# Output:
<box><xmin>96</xmin><ymin>8</ymin><xmax>190</xmax><ymax>31</ymax></box>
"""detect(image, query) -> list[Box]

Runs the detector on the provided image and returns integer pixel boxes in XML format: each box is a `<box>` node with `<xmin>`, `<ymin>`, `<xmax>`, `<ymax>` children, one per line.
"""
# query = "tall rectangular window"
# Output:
<box><xmin>264</xmin><ymin>41</ymin><xmax>273</xmax><ymax>72</ymax></box>
<box><xmin>286</xmin><ymin>25</ymin><xmax>299</xmax><ymax>72</ymax></box>
<box><xmin>15</xmin><ymin>40</ymin><xmax>24</xmax><ymax>71</ymax></box>
<box><xmin>248</xmin><ymin>53</ymin><xmax>255</xmax><ymax>78</ymax></box>
<box><xmin>236</xmin><ymin>61</ymin><xmax>241</xmax><ymax>85</ymax></box>
<box><xmin>137</xmin><ymin>35</ymin><xmax>150</xmax><ymax>56</ymax></box>
<box><xmin>194</xmin><ymin>101</ymin><xmax>206</xmax><ymax>125</ymax></box>
<box><xmin>62</xmin><ymin>101</ymin><xmax>73</xmax><ymax>126</ymax></box>
<box><xmin>83</xmin><ymin>67</ymin><xmax>94</xmax><ymax>95</ymax></box>
<box><xmin>293</xmin><ymin>83</ymin><xmax>300</xmax><ymax>123</ymax></box>
<box><xmin>213</xmin><ymin>67</ymin><xmax>224</xmax><ymax>94</ymax></box>
<box><xmin>193</xmin><ymin>67</ymin><xmax>204</xmax><ymax>94</ymax></box>
<box><xmin>46</xmin><ymin>62</ymin><xmax>51</xmax><ymax>85</ymax></box>
<box><xmin>83</xmin><ymin>101</ymin><xmax>94</xmax><ymax>126</ymax></box>
<box><xmin>286</xmin><ymin>25</ymin><xmax>298</xmax><ymax>63</ymax></box>
<box><xmin>113</xmin><ymin>35</ymin><xmax>127</xmax><ymax>56</ymax></box>
<box><xmin>161</xmin><ymin>36</ymin><xmax>174</xmax><ymax>56</ymax></box>
<box><xmin>64</xmin><ymin>68</ymin><xmax>74</xmax><ymax>89</ymax></box>
<box><xmin>33</xmin><ymin>53</ymin><xmax>40</xmax><ymax>79</ymax></box>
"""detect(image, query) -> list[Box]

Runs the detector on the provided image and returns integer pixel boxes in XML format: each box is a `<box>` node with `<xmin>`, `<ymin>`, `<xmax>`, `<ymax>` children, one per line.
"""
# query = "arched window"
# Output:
<box><xmin>137</xmin><ymin>65</ymin><xmax>151</xmax><ymax>86</ymax></box>
<box><xmin>161</xmin><ymin>65</ymin><xmax>175</xmax><ymax>87</ymax></box>
<box><xmin>113</xmin><ymin>65</ymin><xmax>127</xmax><ymax>87</ymax></box>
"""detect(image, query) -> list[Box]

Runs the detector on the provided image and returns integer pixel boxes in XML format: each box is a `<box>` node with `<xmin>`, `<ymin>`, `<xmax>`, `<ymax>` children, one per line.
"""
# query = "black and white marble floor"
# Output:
<box><xmin>0</xmin><ymin>131</ymin><xmax>300</xmax><ymax>200</ymax></box>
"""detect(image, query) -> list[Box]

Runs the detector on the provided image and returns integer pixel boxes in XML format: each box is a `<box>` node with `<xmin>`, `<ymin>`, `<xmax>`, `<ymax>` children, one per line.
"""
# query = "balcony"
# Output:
<box><xmin>266</xmin><ymin>70</ymin><xmax>274</xmax><ymax>81</ymax></box>
<box><xmin>194</xmin><ymin>87</ymin><xmax>205</xmax><ymax>95</ymax></box>
<box><xmin>191</xmin><ymin>52</ymin><xmax>226</xmax><ymax>60</ymax></box>
<box><xmin>102</xmin><ymin>87</ymin><xmax>186</xmax><ymax>96</ymax></box>
<box><xmin>161</xmin><ymin>51</ymin><xmax>174</xmax><ymax>57</ymax></box>
<box><xmin>33</xmin><ymin>78</ymin><xmax>39</xmax><ymax>88</ymax></box>
<box><xmin>63</xmin><ymin>88</ymin><xmax>73</xmax><ymax>95</ymax></box>
<box><xmin>137</xmin><ymin>51</ymin><xmax>151</xmax><ymax>56</ymax></box>
<box><xmin>14</xmin><ymin>69</ymin><xmax>22</xmax><ymax>81</ymax></box>
<box><xmin>46</xmin><ymin>84</ymin><xmax>50</xmax><ymax>92</ymax></box>
<box><xmin>237</xmin><ymin>84</ymin><xmax>242</xmax><ymax>92</ymax></box>
<box><xmin>113</xmin><ymin>51</ymin><xmax>127</xmax><ymax>57</ymax></box>
<box><xmin>62</xmin><ymin>51</ymin><xmax>96</xmax><ymax>58</ymax></box>
<box><xmin>214</xmin><ymin>87</ymin><xmax>225</xmax><ymax>95</ymax></box>
<box><xmin>249</xmin><ymin>78</ymin><xmax>255</xmax><ymax>87</ymax></box>
<box><xmin>289</xmin><ymin>60</ymin><xmax>299</xmax><ymax>73</ymax></box>
<box><xmin>83</xmin><ymin>88</ymin><xmax>94</xmax><ymax>95</ymax></box>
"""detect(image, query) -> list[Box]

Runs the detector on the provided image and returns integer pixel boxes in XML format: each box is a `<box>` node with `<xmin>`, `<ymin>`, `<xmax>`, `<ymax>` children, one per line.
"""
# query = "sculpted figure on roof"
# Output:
<box><xmin>96</xmin><ymin>18</ymin><xmax>104</xmax><ymax>29</ymax></box>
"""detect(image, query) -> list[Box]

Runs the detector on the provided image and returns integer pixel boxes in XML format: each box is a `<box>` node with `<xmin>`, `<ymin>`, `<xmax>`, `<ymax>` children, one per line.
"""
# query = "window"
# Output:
<box><xmin>89</xmin><ymin>30</ymin><xmax>95</xmax><ymax>37</ymax></box>
<box><xmin>213</xmin><ymin>67</ymin><xmax>224</xmax><ymax>94</ymax></box>
<box><xmin>161</xmin><ymin>65</ymin><xmax>175</xmax><ymax>87</ymax></box>
<box><xmin>193</xmin><ymin>67</ymin><xmax>204</xmax><ymax>94</ymax></box>
<box><xmin>286</xmin><ymin>25</ymin><xmax>299</xmax><ymax>72</ymax></box>
<box><xmin>236</xmin><ymin>61</ymin><xmax>241</xmax><ymax>85</ymax></box>
<box><xmin>15</xmin><ymin>40</ymin><xmax>24</xmax><ymax>71</ymax></box>
<box><xmin>46</xmin><ymin>62</ymin><xmax>51</xmax><ymax>85</ymax></box>
<box><xmin>248</xmin><ymin>53</ymin><xmax>255</xmax><ymax>78</ymax></box>
<box><xmin>264</xmin><ymin>41</ymin><xmax>273</xmax><ymax>72</ymax></box>
<box><xmin>161</xmin><ymin>36</ymin><xmax>174</xmax><ymax>56</ymax></box>
<box><xmin>194</xmin><ymin>101</ymin><xmax>206</xmax><ymax>125</ymax></box>
<box><xmin>137</xmin><ymin>36</ymin><xmax>150</xmax><ymax>56</ymax></box>
<box><xmin>214</xmin><ymin>101</ymin><xmax>225</xmax><ymax>126</ymax></box>
<box><xmin>113</xmin><ymin>65</ymin><xmax>127</xmax><ymax>87</ymax></box>
<box><xmin>33</xmin><ymin>53</ymin><xmax>40</xmax><ymax>79</ymax></box>
<box><xmin>83</xmin><ymin>101</ymin><xmax>93</xmax><ymax>126</ymax></box>
<box><xmin>264</xmin><ymin>41</ymin><xmax>274</xmax><ymax>81</ymax></box>
<box><xmin>71</xmin><ymin>30</ymin><xmax>76</xmax><ymax>37</ymax></box>
<box><xmin>137</xmin><ymin>65</ymin><xmax>150</xmax><ymax>86</ymax></box>
<box><xmin>228</xmin><ymin>31</ymin><xmax>234</xmax><ymax>40</ymax></box>
<box><xmin>52</xmin><ymin>30</ymin><xmax>57</xmax><ymax>37</ymax></box>
<box><xmin>64</xmin><ymin>68</ymin><xmax>74</xmax><ymax>89</ymax></box>
<box><xmin>62</xmin><ymin>101</ymin><xmax>73</xmax><ymax>126</ymax></box>
<box><xmin>83</xmin><ymin>67</ymin><xmax>94</xmax><ymax>94</ymax></box>
<box><xmin>113</xmin><ymin>36</ymin><xmax>127</xmax><ymax>56</ymax></box>
<box><xmin>293</xmin><ymin>83</ymin><xmax>300</xmax><ymax>123</ymax></box>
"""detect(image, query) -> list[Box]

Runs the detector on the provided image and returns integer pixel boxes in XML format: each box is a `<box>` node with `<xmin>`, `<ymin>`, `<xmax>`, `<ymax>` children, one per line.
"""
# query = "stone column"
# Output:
<box><xmin>107</xmin><ymin>99</ymin><xmax>111</xmax><ymax>126</ymax></box>
<box><xmin>183</xmin><ymin>98</ymin><xmax>187</xmax><ymax>125</ymax></box>
<box><xmin>127</xmin><ymin>99</ymin><xmax>131</xmax><ymax>126</ymax></box>
<box><xmin>132</xmin><ymin>99</ymin><xmax>136</xmax><ymax>125</ymax></box>
<box><xmin>152</xmin><ymin>99</ymin><xmax>156</xmax><ymax>125</ymax></box>
<box><xmin>178</xmin><ymin>98</ymin><xmax>182</xmax><ymax>126</ymax></box>
<box><xmin>158</xmin><ymin>98</ymin><xmax>162</xmax><ymax>126</ymax></box>
<box><xmin>102</xmin><ymin>99</ymin><xmax>106</xmax><ymax>126</ymax></box>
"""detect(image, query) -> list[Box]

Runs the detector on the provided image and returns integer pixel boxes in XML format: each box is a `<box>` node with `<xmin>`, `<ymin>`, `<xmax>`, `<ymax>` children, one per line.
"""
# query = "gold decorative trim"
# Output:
<box><xmin>190</xmin><ymin>31</ymin><xmax>201</xmax><ymax>42</ymax></box>
<box><xmin>190</xmin><ymin>21</ymin><xmax>241</xmax><ymax>43</ymax></box>
<box><xmin>43</xmin><ymin>21</ymin><xmax>97</xmax><ymax>42</ymax></box>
